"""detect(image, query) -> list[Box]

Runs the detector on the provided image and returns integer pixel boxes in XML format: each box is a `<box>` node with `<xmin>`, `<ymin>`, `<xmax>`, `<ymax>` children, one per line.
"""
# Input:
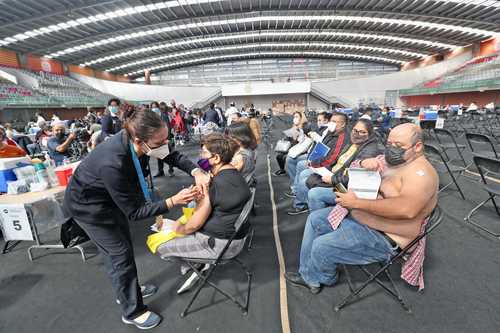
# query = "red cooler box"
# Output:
<box><xmin>54</xmin><ymin>162</ymin><xmax>80</xmax><ymax>186</ymax></box>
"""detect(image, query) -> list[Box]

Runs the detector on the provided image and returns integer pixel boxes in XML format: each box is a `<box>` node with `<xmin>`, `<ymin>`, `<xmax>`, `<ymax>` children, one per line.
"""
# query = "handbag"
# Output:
<box><xmin>274</xmin><ymin>139</ymin><xmax>292</xmax><ymax>153</ymax></box>
<box><xmin>305</xmin><ymin>173</ymin><xmax>332</xmax><ymax>189</ymax></box>
<box><xmin>60</xmin><ymin>218</ymin><xmax>90</xmax><ymax>248</ymax></box>
<box><xmin>288</xmin><ymin>137</ymin><xmax>313</xmax><ymax>159</ymax></box>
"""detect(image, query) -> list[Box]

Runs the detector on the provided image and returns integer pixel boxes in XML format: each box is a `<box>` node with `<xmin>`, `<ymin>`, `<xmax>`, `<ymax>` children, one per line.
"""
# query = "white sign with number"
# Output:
<box><xmin>0</xmin><ymin>204</ymin><xmax>33</xmax><ymax>241</ymax></box>
<box><xmin>435</xmin><ymin>118</ymin><xmax>445</xmax><ymax>129</ymax></box>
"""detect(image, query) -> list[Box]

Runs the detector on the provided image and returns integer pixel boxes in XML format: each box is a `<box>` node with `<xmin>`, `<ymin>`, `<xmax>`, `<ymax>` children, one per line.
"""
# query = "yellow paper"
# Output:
<box><xmin>147</xmin><ymin>212</ymin><xmax>189</xmax><ymax>254</ymax></box>
<box><xmin>147</xmin><ymin>231</ymin><xmax>179</xmax><ymax>254</ymax></box>
<box><xmin>182</xmin><ymin>207</ymin><xmax>195</xmax><ymax>219</ymax></box>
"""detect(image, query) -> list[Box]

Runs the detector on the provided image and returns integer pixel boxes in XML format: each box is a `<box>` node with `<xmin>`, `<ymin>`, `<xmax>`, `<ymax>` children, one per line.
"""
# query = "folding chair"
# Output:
<box><xmin>176</xmin><ymin>188</ymin><xmax>256</xmax><ymax>318</ymax></box>
<box><xmin>334</xmin><ymin>206</ymin><xmax>443</xmax><ymax>313</ymax></box>
<box><xmin>465</xmin><ymin>132</ymin><xmax>499</xmax><ymax>160</ymax></box>
<box><xmin>464</xmin><ymin>156</ymin><xmax>500</xmax><ymax>238</ymax></box>
<box><xmin>424</xmin><ymin>144</ymin><xmax>467</xmax><ymax>200</ymax></box>
<box><xmin>432</xmin><ymin>128</ymin><xmax>469</xmax><ymax>168</ymax></box>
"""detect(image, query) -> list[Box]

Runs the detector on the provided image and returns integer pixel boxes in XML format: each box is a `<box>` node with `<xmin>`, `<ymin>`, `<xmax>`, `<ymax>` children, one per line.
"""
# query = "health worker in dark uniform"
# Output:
<box><xmin>63</xmin><ymin>108</ymin><xmax>208</xmax><ymax>330</ymax></box>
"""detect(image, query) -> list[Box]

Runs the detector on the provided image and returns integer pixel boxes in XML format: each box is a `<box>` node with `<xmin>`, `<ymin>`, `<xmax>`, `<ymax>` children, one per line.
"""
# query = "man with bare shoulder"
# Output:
<box><xmin>285</xmin><ymin>123</ymin><xmax>438</xmax><ymax>294</ymax></box>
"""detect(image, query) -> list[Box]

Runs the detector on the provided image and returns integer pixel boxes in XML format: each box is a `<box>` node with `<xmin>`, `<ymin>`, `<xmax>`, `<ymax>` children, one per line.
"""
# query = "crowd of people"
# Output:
<box><xmin>0</xmin><ymin>98</ymin><xmax>266</xmax><ymax>329</ymax></box>
<box><xmin>266</xmin><ymin>107</ymin><xmax>438</xmax><ymax>296</ymax></box>
<box><xmin>0</xmin><ymin>101</ymin><xmax>440</xmax><ymax>330</ymax></box>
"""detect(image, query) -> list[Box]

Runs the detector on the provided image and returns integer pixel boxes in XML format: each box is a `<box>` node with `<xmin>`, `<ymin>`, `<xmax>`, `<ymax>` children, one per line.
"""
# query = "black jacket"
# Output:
<box><xmin>306</xmin><ymin>134</ymin><xmax>382</xmax><ymax>189</ymax></box>
<box><xmin>310</xmin><ymin>129</ymin><xmax>350</xmax><ymax>168</ymax></box>
<box><xmin>63</xmin><ymin>130</ymin><xmax>197</xmax><ymax>224</ymax></box>
<box><xmin>330</xmin><ymin>134</ymin><xmax>382</xmax><ymax>186</ymax></box>
<box><xmin>100</xmin><ymin>113</ymin><xmax>122</xmax><ymax>139</ymax></box>
<box><xmin>203</xmin><ymin>108</ymin><xmax>221</xmax><ymax>127</ymax></box>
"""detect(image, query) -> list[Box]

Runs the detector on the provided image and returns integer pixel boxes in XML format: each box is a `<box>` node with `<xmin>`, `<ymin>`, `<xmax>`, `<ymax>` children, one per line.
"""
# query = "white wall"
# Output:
<box><xmin>221</xmin><ymin>81</ymin><xmax>310</xmax><ymax>96</ymax></box>
<box><xmin>70</xmin><ymin>73</ymin><xmax>220</xmax><ymax>107</ymax></box>
<box><xmin>311</xmin><ymin>51</ymin><xmax>472</xmax><ymax>107</ymax></box>
<box><xmin>222</xmin><ymin>93</ymin><xmax>307</xmax><ymax>112</ymax></box>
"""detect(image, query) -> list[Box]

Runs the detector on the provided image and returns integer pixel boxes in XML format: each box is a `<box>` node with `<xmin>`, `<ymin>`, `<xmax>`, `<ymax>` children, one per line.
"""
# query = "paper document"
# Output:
<box><xmin>151</xmin><ymin>218</ymin><xmax>177</xmax><ymax>233</ymax></box>
<box><xmin>347</xmin><ymin>168</ymin><xmax>381</xmax><ymax>200</ymax></box>
<box><xmin>308</xmin><ymin>131</ymin><xmax>322</xmax><ymax>143</ymax></box>
<box><xmin>311</xmin><ymin>167</ymin><xmax>333</xmax><ymax>178</ymax></box>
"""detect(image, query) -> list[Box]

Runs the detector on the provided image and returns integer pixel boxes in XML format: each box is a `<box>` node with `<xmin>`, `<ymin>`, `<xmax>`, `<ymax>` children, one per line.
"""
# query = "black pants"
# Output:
<box><xmin>75</xmin><ymin>216</ymin><xmax>147</xmax><ymax>320</ymax></box>
<box><xmin>157</xmin><ymin>143</ymin><xmax>175</xmax><ymax>174</ymax></box>
<box><xmin>157</xmin><ymin>158</ymin><xmax>174</xmax><ymax>174</ymax></box>
<box><xmin>276</xmin><ymin>152</ymin><xmax>287</xmax><ymax>171</ymax></box>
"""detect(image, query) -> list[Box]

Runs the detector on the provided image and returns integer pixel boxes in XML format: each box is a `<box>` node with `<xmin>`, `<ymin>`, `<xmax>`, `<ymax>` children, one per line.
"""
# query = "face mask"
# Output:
<box><xmin>145</xmin><ymin>143</ymin><xmax>170</xmax><ymax>160</ymax></box>
<box><xmin>109</xmin><ymin>106</ymin><xmax>119</xmax><ymax>115</ymax></box>
<box><xmin>385</xmin><ymin>144</ymin><xmax>410</xmax><ymax>166</ymax></box>
<box><xmin>197</xmin><ymin>158</ymin><xmax>212</xmax><ymax>172</ymax></box>
<box><xmin>327</xmin><ymin>122</ymin><xmax>337</xmax><ymax>132</ymax></box>
<box><xmin>55</xmin><ymin>132</ymin><xmax>65</xmax><ymax>140</ymax></box>
<box><xmin>317</xmin><ymin>122</ymin><xmax>327</xmax><ymax>129</ymax></box>
<box><xmin>293</xmin><ymin>118</ymin><xmax>300</xmax><ymax>126</ymax></box>
<box><xmin>151</xmin><ymin>108</ymin><xmax>160</xmax><ymax>114</ymax></box>
<box><xmin>351</xmin><ymin>132</ymin><xmax>368</xmax><ymax>144</ymax></box>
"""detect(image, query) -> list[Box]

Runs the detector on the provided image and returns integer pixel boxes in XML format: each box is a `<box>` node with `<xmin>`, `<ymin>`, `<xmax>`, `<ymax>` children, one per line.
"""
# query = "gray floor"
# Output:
<box><xmin>1</xmin><ymin>119</ymin><xmax>500</xmax><ymax>333</ymax></box>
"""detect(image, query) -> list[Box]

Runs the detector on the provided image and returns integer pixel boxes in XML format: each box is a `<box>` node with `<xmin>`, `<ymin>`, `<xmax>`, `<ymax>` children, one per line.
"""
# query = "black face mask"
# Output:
<box><xmin>55</xmin><ymin>132</ymin><xmax>65</xmax><ymax>141</ymax></box>
<box><xmin>384</xmin><ymin>144</ymin><xmax>409</xmax><ymax>166</ymax></box>
<box><xmin>351</xmin><ymin>133</ymin><xmax>368</xmax><ymax>144</ymax></box>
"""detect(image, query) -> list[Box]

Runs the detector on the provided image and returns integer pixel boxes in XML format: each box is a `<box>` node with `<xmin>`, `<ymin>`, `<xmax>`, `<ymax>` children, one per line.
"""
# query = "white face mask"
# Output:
<box><xmin>327</xmin><ymin>122</ymin><xmax>337</xmax><ymax>132</ymax></box>
<box><xmin>145</xmin><ymin>143</ymin><xmax>170</xmax><ymax>159</ymax></box>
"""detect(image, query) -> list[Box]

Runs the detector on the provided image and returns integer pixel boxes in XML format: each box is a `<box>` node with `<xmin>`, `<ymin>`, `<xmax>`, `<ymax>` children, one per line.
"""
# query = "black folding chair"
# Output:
<box><xmin>465</xmin><ymin>132</ymin><xmax>499</xmax><ymax>160</ymax></box>
<box><xmin>424</xmin><ymin>144</ymin><xmax>467</xmax><ymax>200</ymax></box>
<box><xmin>432</xmin><ymin>128</ymin><xmax>469</xmax><ymax>168</ymax></box>
<box><xmin>334</xmin><ymin>206</ymin><xmax>443</xmax><ymax>313</ymax></box>
<box><xmin>176</xmin><ymin>188</ymin><xmax>256</xmax><ymax>318</ymax></box>
<box><xmin>464</xmin><ymin>156</ymin><xmax>500</xmax><ymax>238</ymax></box>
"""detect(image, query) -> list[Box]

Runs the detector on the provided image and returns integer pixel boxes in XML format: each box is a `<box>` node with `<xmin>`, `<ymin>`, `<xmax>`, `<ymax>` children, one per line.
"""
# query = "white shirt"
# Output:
<box><xmin>36</xmin><ymin>116</ymin><xmax>46</xmax><ymax>127</ymax></box>
<box><xmin>225</xmin><ymin>106</ymin><xmax>238</xmax><ymax>125</ymax></box>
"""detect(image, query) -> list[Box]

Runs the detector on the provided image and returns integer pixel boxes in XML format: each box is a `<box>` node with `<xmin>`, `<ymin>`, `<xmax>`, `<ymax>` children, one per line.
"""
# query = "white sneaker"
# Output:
<box><xmin>176</xmin><ymin>264</ymin><xmax>210</xmax><ymax>294</ymax></box>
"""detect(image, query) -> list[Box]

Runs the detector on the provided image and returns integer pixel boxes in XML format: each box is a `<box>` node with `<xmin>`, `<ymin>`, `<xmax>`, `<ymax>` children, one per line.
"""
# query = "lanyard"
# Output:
<box><xmin>129</xmin><ymin>141</ymin><xmax>152</xmax><ymax>202</ymax></box>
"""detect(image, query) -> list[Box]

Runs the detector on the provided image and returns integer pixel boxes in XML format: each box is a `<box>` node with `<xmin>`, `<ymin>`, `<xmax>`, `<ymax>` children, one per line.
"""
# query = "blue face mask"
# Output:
<box><xmin>197</xmin><ymin>158</ymin><xmax>211</xmax><ymax>172</ymax></box>
<box><xmin>152</xmin><ymin>108</ymin><xmax>160</xmax><ymax>114</ymax></box>
<box><xmin>109</xmin><ymin>106</ymin><xmax>119</xmax><ymax>114</ymax></box>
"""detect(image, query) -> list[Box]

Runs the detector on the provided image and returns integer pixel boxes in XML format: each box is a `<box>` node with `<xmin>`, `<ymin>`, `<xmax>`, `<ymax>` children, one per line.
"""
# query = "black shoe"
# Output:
<box><xmin>287</xmin><ymin>207</ymin><xmax>309</xmax><ymax>216</ymax></box>
<box><xmin>273</xmin><ymin>170</ymin><xmax>286</xmax><ymax>176</ymax></box>
<box><xmin>284</xmin><ymin>191</ymin><xmax>296</xmax><ymax>198</ymax></box>
<box><xmin>284</xmin><ymin>272</ymin><xmax>321</xmax><ymax>294</ymax></box>
<box><xmin>168</xmin><ymin>170</ymin><xmax>175</xmax><ymax>177</ymax></box>
<box><xmin>154</xmin><ymin>171</ymin><xmax>165</xmax><ymax>178</ymax></box>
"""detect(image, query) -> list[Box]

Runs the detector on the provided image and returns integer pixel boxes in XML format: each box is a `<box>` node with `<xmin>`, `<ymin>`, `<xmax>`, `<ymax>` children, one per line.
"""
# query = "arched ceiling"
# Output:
<box><xmin>0</xmin><ymin>0</ymin><xmax>499</xmax><ymax>79</ymax></box>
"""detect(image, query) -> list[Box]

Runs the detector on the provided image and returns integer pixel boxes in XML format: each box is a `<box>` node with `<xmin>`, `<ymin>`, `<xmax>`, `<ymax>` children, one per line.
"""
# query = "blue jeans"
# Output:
<box><xmin>293</xmin><ymin>168</ymin><xmax>314</xmax><ymax>209</ymax></box>
<box><xmin>292</xmin><ymin>159</ymin><xmax>309</xmax><ymax>192</ymax></box>
<box><xmin>308</xmin><ymin>187</ymin><xmax>337</xmax><ymax>211</ymax></box>
<box><xmin>285</xmin><ymin>154</ymin><xmax>307</xmax><ymax>190</ymax></box>
<box><xmin>299</xmin><ymin>207</ymin><xmax>398</xmax><ymax>287</ymax></box>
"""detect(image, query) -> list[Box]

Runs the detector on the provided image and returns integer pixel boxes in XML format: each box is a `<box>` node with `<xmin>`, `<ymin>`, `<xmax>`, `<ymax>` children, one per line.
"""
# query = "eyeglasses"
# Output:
<box><xmin>352</xmin><ymin>129</ymin><xmax>368</xmax><ymax>135</ymax></box>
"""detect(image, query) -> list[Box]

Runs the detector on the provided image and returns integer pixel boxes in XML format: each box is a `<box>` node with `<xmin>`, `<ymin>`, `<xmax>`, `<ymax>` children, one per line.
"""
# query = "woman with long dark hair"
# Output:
<box><xmin>225</xmin><ymin>122</ymin><xmax>257</xmax><ymax>183</ymax></box>
<box><xmin>274</xmin><ymin>111</ymin><xmax>309</xmax><ymax>176</ymax></box>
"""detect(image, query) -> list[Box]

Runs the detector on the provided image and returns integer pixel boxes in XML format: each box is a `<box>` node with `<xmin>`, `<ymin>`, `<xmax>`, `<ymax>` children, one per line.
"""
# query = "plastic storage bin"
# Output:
<box><xmin>54</xmin><ymin>165</ymin><xmax>73</xmax><ymax>186</ymax></box>
<box><xmin>0</xmin><ymin>156</ymin><xmax>32</xmax><ymax>192</ymax></box>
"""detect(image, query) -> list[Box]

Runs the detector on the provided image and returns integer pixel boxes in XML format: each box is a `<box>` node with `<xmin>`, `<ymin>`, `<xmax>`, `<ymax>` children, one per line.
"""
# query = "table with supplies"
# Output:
<box><xmin>0</xmin><ymin>186</ymin><xmax>89</xmax><ymax>261</ymax></box>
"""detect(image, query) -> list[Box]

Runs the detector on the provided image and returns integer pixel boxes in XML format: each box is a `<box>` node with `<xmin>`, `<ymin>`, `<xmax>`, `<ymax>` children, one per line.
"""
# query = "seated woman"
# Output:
<box><xmin>274</xmin><ymin>111</ymin><xmax>309</xmax><ymax>176</ymax></box>
<box><xmin>289</xmin><ymin>119</ymin><xmax>381</xmax><ymax>214</ymax></box>
<box><xmin>225</xmin><ymin>122</ymin><xmax>257</xmax><ymax>184</ymax></box>
<box><xmin>157</xmin><ymin>133</ymin><xmax>252</xmax><ymax>260</ymax></box>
